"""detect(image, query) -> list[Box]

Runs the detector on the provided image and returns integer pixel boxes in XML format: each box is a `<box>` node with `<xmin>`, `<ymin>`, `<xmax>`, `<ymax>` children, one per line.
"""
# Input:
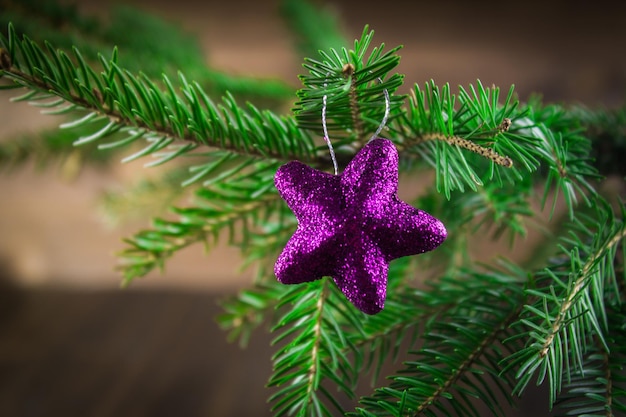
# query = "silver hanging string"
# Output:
<box><xmin>322</xmin><ymin>89</ymin><xmax>338</xmax><ymax>175</ymax></box>
<box><xmin>322</xmin><ymin>76</ymin><xmax>390</xmax><ymax>174</ymax></box>
<box><xmin>369</xmin><ymin>77</ymin><xmax>390</xmax><ymax>142</ymax></box>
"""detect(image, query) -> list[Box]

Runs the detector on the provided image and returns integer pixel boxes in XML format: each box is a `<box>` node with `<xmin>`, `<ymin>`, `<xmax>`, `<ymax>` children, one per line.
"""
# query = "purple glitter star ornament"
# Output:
<box><xmin>274</xmin><ymin>138</ymin><xmax>447</xmax><ymax>314</ymax></box>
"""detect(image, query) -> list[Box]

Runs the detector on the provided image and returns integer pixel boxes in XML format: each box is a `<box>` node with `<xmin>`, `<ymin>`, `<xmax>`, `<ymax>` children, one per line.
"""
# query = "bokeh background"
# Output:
<box><xmin>1</xmin><ymin>0</ymin><xmax>625</xmax><ymax>416</ymax></box>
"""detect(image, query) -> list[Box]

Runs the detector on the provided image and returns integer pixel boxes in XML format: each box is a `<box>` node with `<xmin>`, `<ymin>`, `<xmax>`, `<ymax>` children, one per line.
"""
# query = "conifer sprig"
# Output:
<box><xmin>294</xmin><ymin>26</ymin><xmax>405</xmax><ymax>142</ymax></box>
<box><xmin>119</xmin><ymin>160</ymin><xmax>287</xmax><ymax>284</ymax></box>
<box><xmin>401</xmin><ymin>80</ymin><xmax>536</xmax><ymax>198</ymax></box>
<box><xmin>0</xmin><ymin>23</ymin><xmax>316</xmax><ymax>175</ymax></box>
<box><xmin>352</xmin><ymin>269</ymin><xmax>525</xmax><ymax>417</ymax></box>
<box><xmin>268</xmin><ymin>279</ymin><xmax>362</xmax><ymax>417</ymax></box>
<box><xmin>504</xmin><ymin>199</ymin><xmax>626</xmax><ymax>407</ymax></box>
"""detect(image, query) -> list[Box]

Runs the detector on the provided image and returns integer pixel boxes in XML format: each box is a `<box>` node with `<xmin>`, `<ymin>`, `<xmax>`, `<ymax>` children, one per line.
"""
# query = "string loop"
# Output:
<box><xmin>369</xmin><ymin>77</ymin><xmax>390</xmax><ymax>142</ymax></box>
<box><xmin>321</xmin><ymin>76</ymin><xmax>390</xmax><ymax>175</ymax></box>
<box><xmin>321</xmin><ymin>86</ymin><xmax>338</xmax><ymax>175</ymax></box>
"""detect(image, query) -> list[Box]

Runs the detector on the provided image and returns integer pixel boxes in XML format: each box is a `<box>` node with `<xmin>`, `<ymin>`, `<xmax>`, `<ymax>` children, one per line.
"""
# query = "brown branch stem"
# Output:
<box><xmin>411</xmin><ymin>132</ymin><xmax>513</xmax><ymax>168</ymax></box>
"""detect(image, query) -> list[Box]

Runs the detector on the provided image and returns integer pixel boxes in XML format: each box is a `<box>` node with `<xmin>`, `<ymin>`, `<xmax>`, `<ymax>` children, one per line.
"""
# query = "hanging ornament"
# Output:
<box><xmin>274</xmin><ymin>83</ymin><xmax>447</xmax><ymax>314</ymax></box>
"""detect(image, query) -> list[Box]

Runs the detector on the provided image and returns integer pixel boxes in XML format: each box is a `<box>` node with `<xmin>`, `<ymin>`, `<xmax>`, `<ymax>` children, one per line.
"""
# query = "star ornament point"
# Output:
<box><xmin>274</xmin><ymin>138</ymin><xmax>447</xmax><ymax>314</ymax></box>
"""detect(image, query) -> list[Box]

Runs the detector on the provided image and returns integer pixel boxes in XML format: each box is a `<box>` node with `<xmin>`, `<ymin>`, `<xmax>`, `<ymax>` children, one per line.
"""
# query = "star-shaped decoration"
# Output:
<box><xmin>274</xmin><ymin>138</ymin><xmax>447</xmax><ymax>314</ymax></box>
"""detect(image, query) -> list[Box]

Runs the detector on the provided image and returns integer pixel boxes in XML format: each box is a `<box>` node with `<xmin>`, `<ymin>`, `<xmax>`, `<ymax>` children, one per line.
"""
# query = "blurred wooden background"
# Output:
<box><xmin>0</xmin><ymin>0</ymin><xmax>624</xmax><ymax>415</ymax></box>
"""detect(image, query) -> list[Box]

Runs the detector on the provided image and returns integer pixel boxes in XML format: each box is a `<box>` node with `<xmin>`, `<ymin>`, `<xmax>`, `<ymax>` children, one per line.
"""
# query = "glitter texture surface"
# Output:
<box><xmin>274</xmin><ymin>138</ymin><xmax>447</xmax><ymax>314</ymax></box>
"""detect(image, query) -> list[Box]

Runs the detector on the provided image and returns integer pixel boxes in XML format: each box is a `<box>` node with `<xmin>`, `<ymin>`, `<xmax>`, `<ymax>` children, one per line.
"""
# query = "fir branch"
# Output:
<box><xmin>401</xmin><ymin>80</ymin><xmax>538</xmax><ymax>199</ymax></box>
<box><xmin>539</xmin><ymin>226</ymin><xmax>625</xmax><ymax>358</ymax></box>
<box><xmin>119</xmin><ymin>193</ymin><xmax>280</xmax><ymax>284</ymax></box>
<box><xmin>258</xmin><ymin>257</ymin><xmax>421</xmax><ymax>415</ymax></box>
<box><xmin>118</xmin><ymin>160</ymin><xmax>286</xmax><ymax>284</ymax></box>
<box><xmin>412</xmin><ymin>308</ymin><xmax>518</xmax><ymax>417</ymax></box>
<box><xmin>0</xmin><ymin>25</ymin><xmax>317</xmax><ymax>172</ymax></box>
<box><xmin>504</xmin><ymin>199</ymin><xmax>626</xmax><ymax>407</ymax></box>
<box><xmin>352</xmin><ymin>269</ymin><xmax>525</xmax><ymax>417</ymax></box>
<box><xmin>268</xmin><ymin>279</ymin><xmax>359</xmax><ymax>417</ymax></box>
<box><xmin>293</xmin><ymin>26</ymin><xmax>405</xmax><ymax>144</ymax></box>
